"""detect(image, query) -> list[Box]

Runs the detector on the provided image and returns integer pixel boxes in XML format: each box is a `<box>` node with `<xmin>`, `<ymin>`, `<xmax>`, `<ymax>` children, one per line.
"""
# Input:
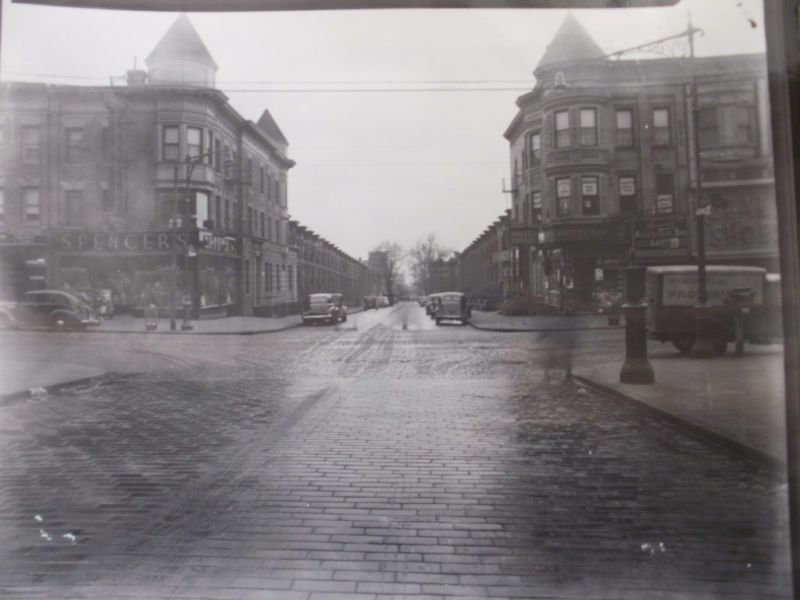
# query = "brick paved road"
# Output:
<box><xmin>0</xmin><ymin>303</ymin><xmax>791</xmax><ymax>599</ymax></box>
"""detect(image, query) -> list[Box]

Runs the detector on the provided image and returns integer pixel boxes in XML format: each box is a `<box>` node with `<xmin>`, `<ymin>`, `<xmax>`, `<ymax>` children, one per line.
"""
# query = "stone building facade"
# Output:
<box><xmin>0</xmin><ymin>15</ymin><xmax>298</xmax><ymax>317</ymax></box>
<box><xmin>502</xmin><ymin>14</ymin><xmax>776</xmax><ymax>312</ymax></box>
<box><xmin>458</xmin><ymin>210</ymin><xmax>511</xmax><ymax>305</ymax></box>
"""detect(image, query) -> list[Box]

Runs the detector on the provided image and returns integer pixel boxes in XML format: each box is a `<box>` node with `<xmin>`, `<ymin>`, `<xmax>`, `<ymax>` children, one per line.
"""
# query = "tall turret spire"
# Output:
<box><xmin>146</xmin><ymin>14</ymin><xmax>218</xmax><ymax>87</ymax></box>
<box><xmin>534</xmin><ymin>13</ymin><xmax>605</xmax><ymax>75</ymax></box>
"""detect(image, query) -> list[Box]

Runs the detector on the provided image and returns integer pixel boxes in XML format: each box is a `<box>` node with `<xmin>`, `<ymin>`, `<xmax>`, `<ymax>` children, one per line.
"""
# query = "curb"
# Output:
<box><xmin>0</xmin><ymin>374</ymin><xmax>107</xmax><ymax>405</ymax></box>
<box><xmin>573</xmin><ymin>374</ymin><xmax>784</xmax><ymax>474</ymax></box>
<box><xmin>468</xmin><ymin>322</ymin><xmax>622</xmax><ymax>333</ymax></box>
<box><xmin>84</xmin><ymin>321</ymin><xmax>304</xmax><ymax>336</ymax></box>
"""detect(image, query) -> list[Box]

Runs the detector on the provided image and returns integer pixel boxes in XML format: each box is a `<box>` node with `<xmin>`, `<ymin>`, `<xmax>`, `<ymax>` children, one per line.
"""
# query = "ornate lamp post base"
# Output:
<box><xmin>619</xmin><ymin>266</ymin><xmax>655</xmax><ymax>385</ymax></box>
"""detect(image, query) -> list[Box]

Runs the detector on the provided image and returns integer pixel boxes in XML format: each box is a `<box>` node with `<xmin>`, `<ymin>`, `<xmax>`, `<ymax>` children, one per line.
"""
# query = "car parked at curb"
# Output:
<box><xmin>0</xmin><ymin>290</ymin><xmax>101</xmax><ymax>331</ymax></box>
<box><xmin>302</xmin><ymin>293</ymin><xmax>348</xmax><ymax>325</ymax></box>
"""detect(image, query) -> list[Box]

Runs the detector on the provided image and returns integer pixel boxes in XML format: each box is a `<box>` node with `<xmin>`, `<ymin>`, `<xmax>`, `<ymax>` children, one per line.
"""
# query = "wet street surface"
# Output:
<box><xmin>0</xmin><ymin>303</ymin><xmax>791</xmax><ymax>599</ymax></box>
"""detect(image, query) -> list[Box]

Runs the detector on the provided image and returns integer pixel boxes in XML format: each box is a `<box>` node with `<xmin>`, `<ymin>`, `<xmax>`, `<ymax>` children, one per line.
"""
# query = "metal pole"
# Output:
<box><xmin>170</xmin><ymin>161</ymin><xmax>179</xmax><ymax>331</ymax></box>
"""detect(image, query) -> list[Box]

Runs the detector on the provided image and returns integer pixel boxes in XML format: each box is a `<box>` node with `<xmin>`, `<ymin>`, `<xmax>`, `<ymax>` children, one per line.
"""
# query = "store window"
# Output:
<box><xmin>23</xmin><ymin>187</ymin><xmax>40</xmax><ymax>223</ymax></box>
<box><xmin>65</xmin><ymin>128</ymin><xmax>83</xmax><ymax>162</ymax></box>
<box><xmin>65</xmin><ymin>190</ymin><xmax>83</xmax><ymax>226</ymax></box>
<box><xmin>162</xmin><ymin>126</ymin><xmax>179</xmax><ymax>161</ymax></box>
<box><xmin>187</xmin><ymin>127</ymin><xmax>203</xmax><ymax>159</ymax></box>
<box><xmin>556</xmin><ymin>177</ymin><xmax>571</xmax><ymax>216</ymax></box>
<box><xmin>616</xmin><ymin>109</ymin><xmax>634</xmax><ymax>147</ymax></box>
<box><xmin>555</xmin><ymin>110</ymin><xmax>570</xmax><ymax>148</ymax></box>
<box><xmin>580</xmin><ymin>108</ymin><xmax>597</xmax><ymax>146</ymax></box>
<box><xmin>655</xmin><ymin>173</ymin><xmax>674</xmax><ymax>214</ymax></box>
<box><xmin>260</xmin><ymin>166</ymin><xmax>265</xmax><ymax>193</ymax></box>
<box><xmin>581</xmin><ymin>176</ymin><xmax>599</xmax><ymax>215</ymax></box>
<box><xmin>619</xmin><ymin>176</ymin><xmax>637</xmax><ymax>216</ymax></box>
<box><xmin>532</xmin><ymin>191</ymin><xmax>542</xmax><ymax>225</ymax></box>
<box><xmin>698</xmin><ymin>105</ymin><xmax>756</xmax><ymax>148</ymax></box>
<box><xmin>653</xmin><ymin>108</ymin><xmax>671</xmax><ymax>145</ymax></box>
<box><xmin>21</xmin><ymin>126</ymin><xmax>40</xmax><ymax>162</ymax></box>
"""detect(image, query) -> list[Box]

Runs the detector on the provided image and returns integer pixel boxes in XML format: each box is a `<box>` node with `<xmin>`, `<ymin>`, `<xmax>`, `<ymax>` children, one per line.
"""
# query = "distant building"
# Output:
<box><xmin>428</xmin><ymin>255</ymin><xmax>460</xmax><ymax>294</ymax></box>
<box><xmin>367</xmin><ymin>250</ymin><xmax>389</xmax><ymax>296</ymax></box>
<box><xmin>289</xmin><ymin>221</ymin><xmax>368</xmax><ymax>308</ymax></box>
<box><xmin>502</xmin><ymin>14</ymin><xmax>776</xmax><ymax>311</ymax></box>
<box><xmin>0</xmin><ymin>14</ymin><xmax>298</xmax><ymax>317</ymax></box>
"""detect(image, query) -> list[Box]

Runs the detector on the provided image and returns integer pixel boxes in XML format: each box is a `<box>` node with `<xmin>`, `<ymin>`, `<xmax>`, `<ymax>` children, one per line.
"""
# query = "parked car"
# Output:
<box><xmin>363</xmin><ymin>296</ymin><xmax>378</xmax><ymax>310</ymax></box>
<box><xmin>0</xmin><ymin>289</ymin><xmax>101</xmax><ymax>331</ymax></box>
<box><xmin>433</xmin><ymin>292</ymin><xmax>471</xmax><ymax>326</ymax></box>
<box><xmin>302</xmin><ymin>293</ymin><xmax>348</xmax><ymax>325</ymax></box>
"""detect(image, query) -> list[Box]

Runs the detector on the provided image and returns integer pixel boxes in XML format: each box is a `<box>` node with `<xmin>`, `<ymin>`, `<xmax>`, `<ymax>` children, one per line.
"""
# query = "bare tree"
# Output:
<box><xmin>409</xmin><ymin>233</ymin><xmax>451</xmax><ymax>295</ymax></box>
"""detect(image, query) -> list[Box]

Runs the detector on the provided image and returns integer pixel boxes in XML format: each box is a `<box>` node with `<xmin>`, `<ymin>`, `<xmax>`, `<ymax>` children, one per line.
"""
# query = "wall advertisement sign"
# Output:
<box><xmin>660</xmin><ymin>269</ymin><xmax>764</xmax><ymax>306</ymax></box>
<box><xmin>634</xmin><ymin>217</ymin><xmax>689</xmax><ymax>252</ymax></box>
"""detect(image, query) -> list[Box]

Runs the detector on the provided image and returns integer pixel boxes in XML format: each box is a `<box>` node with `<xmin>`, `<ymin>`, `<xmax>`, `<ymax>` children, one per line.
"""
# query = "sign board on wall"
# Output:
<box><xmin>54</xmin><ymin>231</ymin><xmax>239</xmax><ymax>255</ymax></box>
<box><xmin>634</xmin><ymin>217</ymin><xmax>689</xmax><ymax>252</ymax></box>
<box><xmin>704</xmin><ymin>187</ymin><xmax>779</xmax><ymax>257</ymax></box>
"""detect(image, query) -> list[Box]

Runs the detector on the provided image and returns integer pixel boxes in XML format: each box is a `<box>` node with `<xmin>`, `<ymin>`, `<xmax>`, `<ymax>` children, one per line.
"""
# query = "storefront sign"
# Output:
<box><xmin>198</xmin><ymin>231</ymin><xmax>238</xmax><ymax>255</ymax></box>
<box><xmin>55</xmin><ymin>231</ymin><xmax>190</xmax><ymax>253</ymax></box>
<box><xmin>510</xmin><ymin>227</ymin><xmax>538</xmax><ymax>246</ymax></box>
<box><xmin>634</xmin><ymin>217</ymin><xmax>689</xmax><ymax>252</ymax></box>
<box><xmin>543</xmin><ymin>224</ymin><xmax>615</xmax><ymax>244</ymax></box>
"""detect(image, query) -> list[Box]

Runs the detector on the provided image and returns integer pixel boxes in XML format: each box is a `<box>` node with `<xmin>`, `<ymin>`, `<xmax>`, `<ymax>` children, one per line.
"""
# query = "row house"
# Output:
<box><xmin>458</xmin><ymin>210</ymin><xmax>511</xmax><ymax>305</ymax></box>
<box><xmin>0</xmin><ymin>14</ymin><xmax>297</xmax><ymax>317</ymax></box>
<box><xmin>288</xmin><ymin>220</ymin><xmax>368</xmax><ymax>308</ymax></box>
<box><xmin>503</xmin><ymin>14</ymin><xmax>776</xmax><ymax>312</ymax></box>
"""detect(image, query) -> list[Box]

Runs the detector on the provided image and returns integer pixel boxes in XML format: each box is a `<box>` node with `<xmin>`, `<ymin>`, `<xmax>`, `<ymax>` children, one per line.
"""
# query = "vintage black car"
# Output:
<box><xmin>302</xmin><ymin>293</ymin><xmax>348</xmax><ymax>325</ymax></box>
<box><xmin>0</xmin><ymin>290</ymin><xmax>101</xmax><ymax>331</ymax></box>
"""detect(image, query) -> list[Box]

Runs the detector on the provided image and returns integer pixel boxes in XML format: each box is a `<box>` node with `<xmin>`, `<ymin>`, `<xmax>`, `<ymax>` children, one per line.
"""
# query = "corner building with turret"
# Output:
<box><xmin>0</xmin><ymin>15</ymin><xmax>297</xmax><ymax>317</ymax></box>
<box><xmin>504</xmin><ymin>14</ymin><xmax>776</xmax><ymax>312</ymax></box>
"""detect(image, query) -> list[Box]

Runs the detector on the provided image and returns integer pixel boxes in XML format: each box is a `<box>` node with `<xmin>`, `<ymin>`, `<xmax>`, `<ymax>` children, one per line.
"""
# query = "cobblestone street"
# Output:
<box><xmin>0</xmin><ymin>303</ymin><xmax>791</xmax><ymax>599</ymax></box>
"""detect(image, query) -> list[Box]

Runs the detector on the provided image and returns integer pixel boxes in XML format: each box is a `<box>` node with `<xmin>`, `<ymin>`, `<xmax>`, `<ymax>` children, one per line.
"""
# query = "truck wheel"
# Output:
<box><xmin>672</xmin><ymin>335</ymin><xmax>694</xmax><ymax>354</ymax></box>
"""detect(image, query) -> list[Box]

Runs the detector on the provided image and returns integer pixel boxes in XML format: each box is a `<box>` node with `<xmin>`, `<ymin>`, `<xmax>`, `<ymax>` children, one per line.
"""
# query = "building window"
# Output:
<box><xmin>655</xmin><ymin>173</ymin><xmax>674</xmax><ymax>214</ymax></box>
<box><xmin>580</xmin><ymin>108</ymin><xmax>597</xmax><ymax>146</ymax></box>
<box><xmin>260</xmin><ymin>166</ymin><xmax>265</xmax><ymax>193</ymax></box>
<box><xmin>288</xmin><ymin>265</ymin><xmax>293</xmax><ymax>291</ymax></box>
<box><xmin>245</xmin><ymin>260</ymin><xmax>250</xmax><ymax>295</ymax></box>
<box><xmin>653</xmin><ymin>108</ymin><xmax>671</xmax><ymax>145</ymax></box>
<box><xmin>532</xmin><ymin>191</ymin><xmax>542</xmax><ymax>224</ymax></box>
<box><xmin>698</xmin><ymin>105</ymin><xmax>755</xmax><ymax>148</ymax></box>
<box><xmin>555</xmin><ymin>110</ymin><xmax>570</xmax><ymax>148</ymax></box>
<box><xmin>581</xmin><ymin>176</ymin><xmax>599</xmax><ymax>215</ymax></box>
<box><xmin>212</xmin><ymin>136</ymin><xmax>220</xmax><ymax>170</ymax></box>
<box><xmin>163</xmin><ymin>126</ymin><xmax>180</xmax><ymax>161</ymax></box>
<box><xmin>65</xmin><ymin>190</ymin><xmax>83</xmax><ymax>226</ymax></box>
<box><xmin>21</xmin><ymin>126</ymin><xmax>40</xmax><ymax>162</ymax></box>
<box><xmin>260</xmin><ymin>212</ymin><xmax>265</xmax><ymax>238</ymax></box>
<box><xmin>187</xmin><ymin>127</ymin><xmax>203</xmax><ymax>159</ymax></box>
<box><xmin>556</xmin><ymin>177</ymin><xmax>571</xmax><ymax>216</ymax></box>
<box><xmin>65</xmin><ymin>128</ymin><xmax>83</xmax><ymax>163</ymax></box>
<box><xmin>277</xmin><ymin>265</ymin><xmax>282</xmax><ymax>292</ymax></box>
<box><xmin>616</xmin><ymin>109</ymin><xmax>634</xmax><ymax>147</ymax></box>
<box><xmin>101</xmin><ymin>188</ymin><xmax>113</xmax><ymax>212</ymax></box>
<box><xmin>224</xmin><ymin>198</ymin><xmax>230</xmax><ymax>231</ymax></box>
<box><xmin>619</xmin><ymin>176</ymin><xmax>637</xmax><ymax>216</ymax></box>
<box><xmin>526</xmin><ymin>131</ymin><xmax>541</xmax><ymax>167</ymax></box>
<box><xmin>206</xmin><ymin>130</ymin><xmax>213</xmax><ymax>165</ymax></box>
<box><xmin>23</xmin><ymin>188</ymin><xmax>40</xmax><ymax>223</ymax></box>
<box><xmin>274</xmin><ymin>179</ymin><xmax>281</xmax><ymax>205</ymax></box>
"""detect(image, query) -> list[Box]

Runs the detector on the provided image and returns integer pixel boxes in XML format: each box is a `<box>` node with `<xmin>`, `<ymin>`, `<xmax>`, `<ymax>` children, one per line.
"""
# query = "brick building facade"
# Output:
<box><xmin>501</xmin><ymin>14</ymin><xmax>776</xmax><ymax>312</ymax></box>
<box><xmin>0</xmin><ymin>15</ymin><xmax>299</xmax><ymax>317</ymax></box>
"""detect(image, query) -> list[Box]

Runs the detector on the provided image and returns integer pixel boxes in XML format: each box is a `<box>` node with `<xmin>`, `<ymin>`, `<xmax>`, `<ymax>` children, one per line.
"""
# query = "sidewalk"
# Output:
<box><xmin>575</xmin><ymin>345</ymin><xmax>787</xmax><ymax>468</ymax></box>
<box><xmin>469</xmin><ymin>309</ymin><xmax>616</xmax><ymax>331</ymax></box>
<box><xmin>89</xmin><ymin>313</ymin><xmax>303</xmax><ymax>335</ymax></box>
<box><xmin>0</xmin><ymin>359</ymin><xmax>105</xmax><ymax>400</ymax></box>
<box><xmin>471</xmin><ymin>309</ymin><xmax>787</xmax><ymax>468</ymax></box>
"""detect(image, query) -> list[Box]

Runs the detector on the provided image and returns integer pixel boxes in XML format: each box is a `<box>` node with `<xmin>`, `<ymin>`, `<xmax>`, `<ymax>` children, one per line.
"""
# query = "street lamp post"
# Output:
<box><xmin>169</xmin><ymin>149</ymin><xmax>215</xmax><ymax>331</ymax></box>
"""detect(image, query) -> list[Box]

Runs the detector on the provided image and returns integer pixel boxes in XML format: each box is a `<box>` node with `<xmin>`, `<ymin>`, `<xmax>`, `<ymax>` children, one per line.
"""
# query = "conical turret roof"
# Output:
<box><xmin>146</xmin><ymin>14</ymin><xmax>218</xmax><ymax>70</ymax></box>
<box><xmin>535</xmin><ymin>13</ymin><xmax>605</xmax><ymax>74</ymax></box>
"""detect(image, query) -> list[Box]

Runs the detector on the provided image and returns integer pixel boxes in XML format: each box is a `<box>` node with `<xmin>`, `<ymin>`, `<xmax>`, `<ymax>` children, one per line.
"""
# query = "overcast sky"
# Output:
<box><xmin>1</xmin><ymin>0</ymin><xmax>766</xmax><ymax>261</ymax></box>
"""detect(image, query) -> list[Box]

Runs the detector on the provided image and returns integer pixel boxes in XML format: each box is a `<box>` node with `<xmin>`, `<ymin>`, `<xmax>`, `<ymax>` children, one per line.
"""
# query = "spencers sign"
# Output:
<box><xmin>56</xmin><ymin>231</ymin><xmax>190</xmax><ymax>253</ymax></box>
<box><xmin>54</xmin><ymin>231</ymin><xmax>239</xmax><ymax>255</ymax></box>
